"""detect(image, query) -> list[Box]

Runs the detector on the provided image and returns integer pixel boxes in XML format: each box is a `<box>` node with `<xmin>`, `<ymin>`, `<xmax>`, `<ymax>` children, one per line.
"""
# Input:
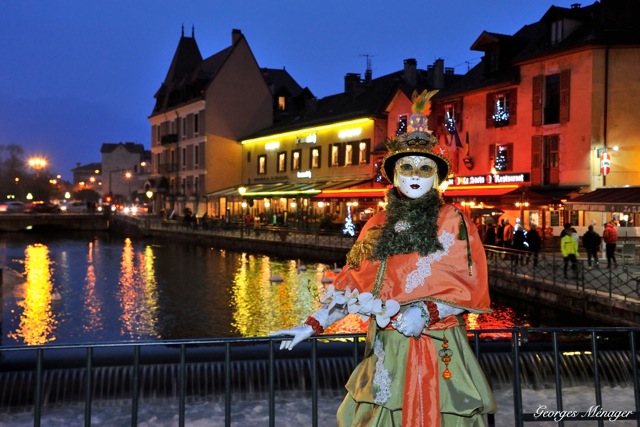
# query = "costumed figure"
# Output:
<box><xmin>272</xmin><ymin>90</ymin><xmax>496</xmax><ymax>426</ymax></box>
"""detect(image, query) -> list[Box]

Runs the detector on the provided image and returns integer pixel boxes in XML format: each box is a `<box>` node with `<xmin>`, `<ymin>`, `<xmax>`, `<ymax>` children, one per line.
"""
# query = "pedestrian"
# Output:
<box><xmin>496</xmin><ymin>219</ymin><xmax>505</xmax><ymax>247</ymax></box>
<box><xmin>484</xmin><ymin>223</ymin><xmax>496</xmax><ymax>246</ymax></box>
<box><xmin>271</xmin><ymin>91</ymin><xmax>496</xmax><ymax>426</ymax></box>
<box><xmin>602</xmin><ymin>221</ymin><xmax>619</xmax><ymax>268</ymax></box>
<box><xmin>502</xmin><ymin>218</ymin><xmax>514</xmax><ymax>247</ymax></box>
<box><xmin>561</xmin><ymin>227</ymin><xmax>579</xmax><ymax>279</ymax></box>
<box><xmin>512</xmin><ymin>223</ymin><xmax>527</xmax><ymax>265</ymax></box>
<box><xmin>526</xmin><ymin>224</ymin><xmax>541</xmax><ymax>266</ymax></box>
<box><xmin>582</xmin><ymin>225</ymin><xmax>601</xmax><ymax>269</ymax></box>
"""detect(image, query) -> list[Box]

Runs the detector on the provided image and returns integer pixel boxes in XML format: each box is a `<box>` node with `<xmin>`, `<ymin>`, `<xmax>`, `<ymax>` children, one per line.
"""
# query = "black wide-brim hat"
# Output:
<box><xmin>381</xmin><ymin>130</ymin><xmax>451</xmax><ymax>183</ymax></box>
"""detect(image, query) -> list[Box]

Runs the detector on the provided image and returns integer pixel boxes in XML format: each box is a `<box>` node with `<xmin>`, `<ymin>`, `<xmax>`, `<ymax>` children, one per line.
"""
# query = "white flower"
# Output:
<box><xmin>374</xmin><ymin>299</ymin><xmax>400</xmax><ymax>328</ymax></box>
<box><xmin>319</xmin><ymin>284</ymin><xmax>336</xmax><ymax>304</ymax></box>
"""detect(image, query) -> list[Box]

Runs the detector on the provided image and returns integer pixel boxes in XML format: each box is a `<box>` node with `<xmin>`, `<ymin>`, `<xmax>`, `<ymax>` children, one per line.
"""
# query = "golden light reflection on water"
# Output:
<box><xmin>83</xmin><ymin>240</ymin><xmax>103</xmax><ymax>332</ymax></box>
<box><xmin>8</xmin><ymin>244</ymin><xmax>58</xmax><ymax>345</ymax></box>
<box><xmin>231</xmin><ymin>258</ymin><xmax>526</xmax><ymax>338</ymax></box>
<box><xmin>117</xmin><ymin>238</ymin><xmax>159</xmax><ymax>340</ymax></box>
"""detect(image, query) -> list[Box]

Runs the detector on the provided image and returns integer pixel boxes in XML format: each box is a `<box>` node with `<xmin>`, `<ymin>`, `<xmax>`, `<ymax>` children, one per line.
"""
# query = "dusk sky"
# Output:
<box><xmin>1</xmin><ymin>0</ymin><xmax>583</xmax><ymax>180</ymax></box>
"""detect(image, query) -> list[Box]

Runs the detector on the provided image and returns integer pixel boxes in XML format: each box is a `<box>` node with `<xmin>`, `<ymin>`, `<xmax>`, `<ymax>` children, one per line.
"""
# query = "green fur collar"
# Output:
<box><xmin>370</xmin><ymin>188</ymin><xmax>443</xmax><ymax>260</ymax></box>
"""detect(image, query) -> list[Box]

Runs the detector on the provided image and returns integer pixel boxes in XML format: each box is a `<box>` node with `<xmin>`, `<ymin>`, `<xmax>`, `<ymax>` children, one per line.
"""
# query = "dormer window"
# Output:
<box><xmin>551</xmin><ymin>20</ymin><xmax>564</xmax><ymax>45</ymax></box>
<box><xmin>278</xmin><ymin>96</ymin><xmax>286</xmax><ymax>111</ymax></box>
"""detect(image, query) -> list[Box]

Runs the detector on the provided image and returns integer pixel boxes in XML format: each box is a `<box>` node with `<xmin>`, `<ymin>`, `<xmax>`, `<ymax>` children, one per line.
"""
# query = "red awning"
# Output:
<box><xmin>443</xmin><ymin>185</ymin><xmax>520</xmax><ymax>198</ymax></box>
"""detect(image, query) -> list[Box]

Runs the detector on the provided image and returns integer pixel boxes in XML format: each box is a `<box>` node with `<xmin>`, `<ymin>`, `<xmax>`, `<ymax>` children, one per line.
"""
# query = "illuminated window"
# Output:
<box><xmin>487</xmin><ymin>90</ymin><xmax>516</xmax><ymax>127</ymax></box>
<box><xmin>331</xmin><ymin>145</ymin><xmax>341</xmax><ymax>167</ymax></box>
<box><xmin>258</xmin><ymin>155</ymin><xmax>267</xmax><ymax>175</ymax></box>
<box><xmin>310</xmin><ymin>147</ymin><xmax>321</xmax><ymax>169</ymax></box>
<box><xmin>291</xmin><ymin>149</ymin><xmax>301</xmax><ymax>171</ymax></box>
<box><xmin>344</xmin><ymin>144</ymin><xmax>353</xmax><ymax>165</ymax></box>
<box><xmin>490</xmin><ymin>143</ymin><xmax>514</xmax><ymax>172</ymax></box>
<box><xmin>278</xmin><ymin>96</ymin><xmax>286</xmax><ymax>111</ymax></box>
<box><xmin>358</xmin><ymin>140</ymin><xmax>369</xmax><ymax>164</ymax></box>
<box><xmin>278</xmin><ymin>152</ymin><xmax>287</xmax><ymax>173</ymax></box>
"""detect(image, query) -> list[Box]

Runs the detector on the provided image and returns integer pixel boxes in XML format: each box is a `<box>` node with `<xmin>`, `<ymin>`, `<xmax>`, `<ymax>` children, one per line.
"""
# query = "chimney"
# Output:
<box><xmin>232</xmin><ymin>29</ymin><xmax>242</xmax><ymax>45</ymax></box>
<box><xmin>404</xmin><ymin>58</ymin><xmax>417</xmax><ymax>87</ymax></box>
<box><xmin>432</xmin><ymin>58</ymin><xmax>445</xmax><ymax>90</ymax></box>
<box><xmin>364</xmin><ymin>68</ymin><xmax>372</xmax><ymax>85</ymax></box>
<box><xmin>344</xmin><ymin>73</ymin><xmax>361</xmax><ymax>93</ymax></box>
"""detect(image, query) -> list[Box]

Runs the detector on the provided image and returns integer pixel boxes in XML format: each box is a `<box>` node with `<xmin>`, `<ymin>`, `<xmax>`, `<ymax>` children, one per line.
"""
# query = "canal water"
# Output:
<box><xmin>0</xmin><ymin>231</ymin><xmax>602</xmax><ymax>347</ymax></box>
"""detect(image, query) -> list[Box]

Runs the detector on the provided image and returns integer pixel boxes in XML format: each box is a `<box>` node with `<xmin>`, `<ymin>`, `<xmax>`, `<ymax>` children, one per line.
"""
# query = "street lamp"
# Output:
<box><xmin>125</xmin><ymin>171</ymin><xmax>132</xmax><ymax>203</ymax></box>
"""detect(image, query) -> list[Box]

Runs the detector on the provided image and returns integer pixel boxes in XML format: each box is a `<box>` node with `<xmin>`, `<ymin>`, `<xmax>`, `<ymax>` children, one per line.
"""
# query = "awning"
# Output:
<box><xmin>207</xmin><ymin>180</ymin><xmax>374</xmax><ymax>199</ymax></box>
<box><xmin>443</xmin><ymin>184</ymin><xmax>520</xmax><ymax>198</ymax></box>
<box><xmin>313</xmin><ymin>179</ymin><xmax>386</xmax><ymax>199</ymax></box>
<box><xmin>564</xmin><ymin>187</ymin><xmax>640</xmax><ymax>213</ymax></box>
<box><xmin>499</xmin><ymin>187</ymin><xmax>580</xmax><ymax>207</ymax></box>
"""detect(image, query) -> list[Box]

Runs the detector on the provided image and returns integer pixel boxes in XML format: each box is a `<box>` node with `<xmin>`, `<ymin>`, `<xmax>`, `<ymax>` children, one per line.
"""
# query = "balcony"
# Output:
<box><xmin>161</xmin><ymin>133</ymin><xmax>178</xmax><ymax>145</ymax></box>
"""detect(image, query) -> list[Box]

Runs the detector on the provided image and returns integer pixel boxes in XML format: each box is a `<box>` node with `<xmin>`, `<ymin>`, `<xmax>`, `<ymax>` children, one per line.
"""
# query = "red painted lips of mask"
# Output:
<box><xmin>410</xmin><ymin>184</ymin><xmax>420</xmax><ymax>189</ymax></box>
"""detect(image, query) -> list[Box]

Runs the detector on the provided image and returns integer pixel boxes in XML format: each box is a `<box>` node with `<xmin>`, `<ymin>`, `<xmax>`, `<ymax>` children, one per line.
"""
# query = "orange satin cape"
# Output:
<box><xmin>333</xmin><ymin>204</ymin><xmax>491</xmax><ymax>312</ymax></box>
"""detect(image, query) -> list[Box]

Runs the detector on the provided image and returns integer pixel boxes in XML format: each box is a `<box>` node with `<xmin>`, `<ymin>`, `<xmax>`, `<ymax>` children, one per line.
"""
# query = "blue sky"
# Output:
<box><xmin>0</xmin><ymin>0</ymin><xmax>583</xmax><ymax>180</ymax></box>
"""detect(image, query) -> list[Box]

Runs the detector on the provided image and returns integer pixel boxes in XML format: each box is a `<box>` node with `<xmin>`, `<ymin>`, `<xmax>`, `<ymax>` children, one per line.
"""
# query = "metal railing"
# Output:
<box><xmin>2</xmin><ymin>328</ymin><xmax>640</xmax><ymax>426</ymax></box>
<box><xmin>484</xmin><ymin>246</ymin><xmax>640</xmax><ymax>302</ymax></box>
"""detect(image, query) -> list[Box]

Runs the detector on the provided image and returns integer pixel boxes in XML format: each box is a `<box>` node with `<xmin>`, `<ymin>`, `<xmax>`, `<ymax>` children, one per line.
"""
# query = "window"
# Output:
<box><xmin>182</xmin><ymin>118</ymin><xmax>186</xmax><ymax>138</ymax></box>
<box><xmin>194</xmin><ymin>145</ymin><xmax>199</xmax><ymax>167</ymax></box>
<box><xmin>358</xmin><ymin>140</ymin><xmax>370</xmax><ymax>164</ymax></box>
<box><xmin>344</xmin><ymin>143</ymin><xmax>353</xmax><ymax>166</ymax></box>
<box><xmin>438</xmin><ymin>100</ymin><xmax>463</xmax><ymax>135</ymax></box>
<box><xmin>278</xmin><ymin>96</ymin><xmax>286</xmax><ymax>111</ymax></box>
<box><xmin>531</xmin><ymin>135</ymin><xmax>560</xmax><ymax>185</ymax></box>
<box><xmin>194</xmin><ymin>113</ymin><xmax>199</xmax><ymax>135</ymax></box>
<box><xmin>532</xmin><ymin>71</ymin><xmax>570</xmax><ymax>126</ymax></box>
<box><xmin>330</xmin><ymin>144</ymin><xmax>341</xmax><ymax>167</ymax></box>
<box><xmin>489</xmin><ymin>143</ymin><xmax>514</xmax><ymax>172</ymax></box>
<box><xmin>258</xmin><ymin>155</ymin><xmax>267</xmax><ymax>175</ymax></box>
<box><xmin>277</xmin><ymin>152</ymin><xmax>287</xmax><ymax>173</ymax></box>
<box><xmin>310</xmin><ymin>147</ymin><xmax>321</xmax><ymax>169</ymax></box>
<box><xmin>194</xmin><ymin>177</ymin><xmax>199</xmax><ymax>195</ymax></box>
<box><xmin>182</xmin><ymin>147</ymin><xmax>186</xmax><ymax>168</ymax></box>
<box><xmin>551</xmin><ymin>20</ymin><xmax>563</xmax><ymax>45</ymax></box>
<box><xmin>291</xmin><ymin>149</ymin><xmax>301</xmax><ymax>171</ymax></box>
<box><xmin>396</xmin><ymin>115</ymin><xmax>407</xmax><ymax>135</ymax></box>
<box><xmin>487</xmin><ymin>89</ymin><xmax>517</xmax><ymax>127</ymax></box>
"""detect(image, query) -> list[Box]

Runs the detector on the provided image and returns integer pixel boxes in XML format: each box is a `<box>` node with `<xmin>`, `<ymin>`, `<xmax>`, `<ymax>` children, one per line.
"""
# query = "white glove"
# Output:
<box><xmin>271</xmin><ymin>306</ymin><xmax>347</xmax><ymax>350</ymax></box>
<box><xmin>436</xmin><ymin>302</ymin><xmax>464</xmax><ymax>319</ymax></box>
<box><xmin>392</xmin><ymin>305</ymin><xmax>426</xmax><ymax>338</ymax></box>
<box><xmin>270</xmin><ymin>325</ymin><xmax>314</xmax><ymax>350</ymax></box>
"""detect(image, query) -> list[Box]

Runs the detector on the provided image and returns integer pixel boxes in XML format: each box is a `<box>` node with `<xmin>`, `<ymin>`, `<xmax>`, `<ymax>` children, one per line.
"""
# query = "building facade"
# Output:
<box><xmin>433</xmin><ymin>0</ymin><xmax>640</xmax><ymax>235</ymax></box>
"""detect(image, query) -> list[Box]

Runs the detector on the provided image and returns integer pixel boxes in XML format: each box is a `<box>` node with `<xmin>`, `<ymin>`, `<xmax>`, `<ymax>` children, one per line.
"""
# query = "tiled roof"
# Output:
<box><xmin>100</xmin><ymin>142</ymin><xmax>145</xmax><ymax>154</ymax></box>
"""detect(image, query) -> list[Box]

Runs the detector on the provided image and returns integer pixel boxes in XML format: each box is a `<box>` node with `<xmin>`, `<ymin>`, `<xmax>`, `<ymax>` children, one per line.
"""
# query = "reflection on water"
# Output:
<box><xmin>7</xmin><ymin>244</ymin><xmax>58</xmax><ymax>345</ymax></box>
<box><xmin>0</xmin><ymin>233</ymin><xmax>594</xmax><ymax>347</ymax></box>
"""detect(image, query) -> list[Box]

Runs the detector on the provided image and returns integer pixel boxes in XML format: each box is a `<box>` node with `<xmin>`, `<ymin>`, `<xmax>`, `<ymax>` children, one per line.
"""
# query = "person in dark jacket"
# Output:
<box><xmin>512</xmin><ymin>223</ymin><xmax>527</xmax><ymax>265</ymax></box>
<box><xmin>484</xmin><ymin>223</ymin><xmax>496</xmax><ymax>246</ymax></box>
<box><xmin>526</xmin><ymin>224</ymin><xmax>542</xmax><ymax>266</ymax></box>
<box><xmin>582</xmin><ymin>225</ymin><xmax>601</xmax><ymax>269</ymax></box>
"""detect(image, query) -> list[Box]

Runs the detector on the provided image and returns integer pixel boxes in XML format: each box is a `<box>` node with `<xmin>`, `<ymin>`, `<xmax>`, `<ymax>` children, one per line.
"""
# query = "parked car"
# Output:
<box><xmin>0</xmin><ymin>201</ymin><xmax>26</xmax><ymax>213</ymax></box>
<box><xmin>61</xmin><ymin>201</ymin><xmax>89</xmax><ymax>213</ymax></box>
<box><xmin>27</xmin><ymin>201</ymin><xmax>61</xmax><ymax>213</ymax></box>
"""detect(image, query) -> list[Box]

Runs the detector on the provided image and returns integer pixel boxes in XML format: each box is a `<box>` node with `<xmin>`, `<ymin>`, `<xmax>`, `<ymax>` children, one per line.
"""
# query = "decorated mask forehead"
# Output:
<box><xmin>394</xmin><ymin>156</ymin><xmax>437</xmax><ymax>178</ymax></box>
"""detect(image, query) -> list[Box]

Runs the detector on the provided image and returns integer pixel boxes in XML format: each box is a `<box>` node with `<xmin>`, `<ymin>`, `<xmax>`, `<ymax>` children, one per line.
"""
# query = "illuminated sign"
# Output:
<box><xmin>296</xmin><ymin>134</ymin><xmax>317</xmax><ymax>144</ymax></box>
<box><xmin>447</xmin><ymin>173</ymin><xmax>530</xmax><ymax>187</ymax></box>
<box><xmin>338</xmin><ymin>128</ymin><xmax>362</xmax><ymax>139</ymax></box>
<box><xmin>297</xmin><ymin>170</ymin><xmax>312</xmax><ymax>179</ymax></box>
<box><xmin>265</xmin><ymin>142</ymin><xmax>280</xmax><ymax>150</ymax></box>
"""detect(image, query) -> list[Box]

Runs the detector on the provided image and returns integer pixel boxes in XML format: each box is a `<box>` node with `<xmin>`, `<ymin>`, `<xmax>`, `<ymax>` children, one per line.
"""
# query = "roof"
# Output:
<box><xmin>71</xmin><ymin>162</ymin><xmax>101</xmax><ymax>172</ymax></box>
<box><xmin>564</xmin><ymin>187</ymin><xmax>640</xmax><ymax>212</ymax></box>
<box><xmin>242</xmin><ymin>66</ymin><xmax>457</xmax><ymax>140</ymax></box>
<box><xmin>100</xmin><ymin>142</ymin><xmax>145</xmax><ymax>154</ymax></box>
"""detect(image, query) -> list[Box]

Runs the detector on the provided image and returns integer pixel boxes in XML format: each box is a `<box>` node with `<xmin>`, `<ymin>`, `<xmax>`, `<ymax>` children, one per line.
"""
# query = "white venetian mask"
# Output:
<box><xmin>394</xmin><ymin>155</ymin><xmax>437</xmax><ymax>199</ymax></box>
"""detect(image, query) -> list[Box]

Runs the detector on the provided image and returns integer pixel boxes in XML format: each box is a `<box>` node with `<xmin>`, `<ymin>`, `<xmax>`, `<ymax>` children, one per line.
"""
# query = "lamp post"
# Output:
<box><xmin>238</xmin><ymin>186</ymin><xmax>247</xmax><ymax>238</ymax></box>
<box><xmin>28</xmin><ymin>156</ymin><xmax>48</xmax><ymax>200</ymax></box>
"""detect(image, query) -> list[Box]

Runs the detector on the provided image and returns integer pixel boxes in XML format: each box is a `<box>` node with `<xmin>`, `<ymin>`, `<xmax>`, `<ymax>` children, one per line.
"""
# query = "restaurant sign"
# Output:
<box><xmin>447</xmin><ymin>172</ymin><xmax>530</xmax><ymax>187</ymax></box>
